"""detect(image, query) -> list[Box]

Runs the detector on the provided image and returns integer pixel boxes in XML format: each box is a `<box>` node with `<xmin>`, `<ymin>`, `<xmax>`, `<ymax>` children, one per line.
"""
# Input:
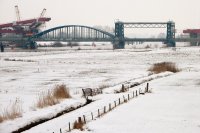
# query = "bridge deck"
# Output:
<box><xmin>0</xmin><ymin>37</ymin><xmax>199</xmax><ymax>43</ymax></box>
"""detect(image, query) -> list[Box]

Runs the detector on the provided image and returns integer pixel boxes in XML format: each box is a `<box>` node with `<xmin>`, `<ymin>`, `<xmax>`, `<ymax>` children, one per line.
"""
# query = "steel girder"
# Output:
<box><xmin>32</xmin><ymin>25</ymin><xmax>115</xmax><ymax>40</ymax></box>
<box><xmin>123</xmin><ymin>23</ymin><xmax>167</xmax><ymax>28</ymax></box>
<box><xmin>114</xmin><ymin>21</ymin><xmax>176</xmax><ymax>47</ymax></box>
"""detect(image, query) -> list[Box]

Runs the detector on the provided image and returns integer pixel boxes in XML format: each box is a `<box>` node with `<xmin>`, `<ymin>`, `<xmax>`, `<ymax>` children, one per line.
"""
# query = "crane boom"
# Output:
<box><xmin>39</xmin><ymin>8</ymin><xmax>46</xmax><ymax>18</ymax></box>
<box><xmin>15</xmin><ymin>5</ymin><xmax>21</xmax><ymax>21</ymax></box>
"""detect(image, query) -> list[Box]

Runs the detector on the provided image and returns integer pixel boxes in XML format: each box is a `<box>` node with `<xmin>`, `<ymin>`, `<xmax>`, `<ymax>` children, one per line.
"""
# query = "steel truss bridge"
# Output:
<box><xmin>0</xmin><ymin>21</ymin><xmax>198</xmax><ymax>49</ymax></box>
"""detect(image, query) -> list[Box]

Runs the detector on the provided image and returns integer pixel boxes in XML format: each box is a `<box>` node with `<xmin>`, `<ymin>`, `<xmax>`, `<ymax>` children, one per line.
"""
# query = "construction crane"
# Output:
<box><xmin>0</xmin><ymin>6</ymin><xmax>51</xmax><ymax>36</ymax></box>
<box><xmin>0</xmin><ymin>6</ymin><xmax>51</xmax><ymax>48</ymax></box>
<box><xmin>15</xmin><ymin>5</ymin><xmax>21</xmax><ymax>21</ymax></box>
<box><xmin>30</xmin><ymin>8</ymin><xmax>48</xmax><ymax>30</ymax></box>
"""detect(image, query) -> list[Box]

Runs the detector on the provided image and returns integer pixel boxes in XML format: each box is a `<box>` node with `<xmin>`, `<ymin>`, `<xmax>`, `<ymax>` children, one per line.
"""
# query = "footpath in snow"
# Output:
<box><xmin>73</xmin><ymin>70</ymin><xmax>200</xmax><ymax>133</ymax></box>
<box><xmin>0</xmin><ymin>72</ymin><xmax>171</xmax><ymax>133</ymax></box>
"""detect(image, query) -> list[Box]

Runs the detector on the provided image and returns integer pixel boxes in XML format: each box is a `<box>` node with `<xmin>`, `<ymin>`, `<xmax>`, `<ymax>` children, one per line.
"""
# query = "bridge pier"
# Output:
<box><xmin>113</xmin><ymin>40</ymin><xmax>125</xmax><ymax>49</ymax></box>
<box><xmin>166</xmin><ymin>21</ymin><xmax>176</xmax><ymax>47</ymax></box>
<box><xmin>118</xmin><ymin>40</ymin><xmax>125</xmax><ymax>48</ymax></box>
<box><xmin>166</xmin><ymin>40</ymin><xmax>176</xmax><ymax>47</ymax></box>
<box><xmin>23</xmin><ymin>39</ymin><xmax>37</xmax><ymax>49</ymax></box>
<box><xmin>114</xmin><ymin>21</ymin><xmax>125</xmax><ymax>49</ymax></box>
<box><xmin>29</xmin><ymin>40</ymin><xmax>37</xmax><ymax>49</ymax></box>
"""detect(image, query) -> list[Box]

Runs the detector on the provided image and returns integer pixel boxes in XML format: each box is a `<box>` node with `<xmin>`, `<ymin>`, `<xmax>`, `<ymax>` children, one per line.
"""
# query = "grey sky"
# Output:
<box><xmin>0</xmin><ymin>0</ymin><xmax>200</xmax><ymax>32</ymax></box>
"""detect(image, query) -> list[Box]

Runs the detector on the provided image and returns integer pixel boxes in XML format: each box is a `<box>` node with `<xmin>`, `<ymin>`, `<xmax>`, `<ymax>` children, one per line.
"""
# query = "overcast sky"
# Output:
<box><xmin>0</xmin><ymin>0</ymin><xmax>200</xmax><ymax>34</ymax></box>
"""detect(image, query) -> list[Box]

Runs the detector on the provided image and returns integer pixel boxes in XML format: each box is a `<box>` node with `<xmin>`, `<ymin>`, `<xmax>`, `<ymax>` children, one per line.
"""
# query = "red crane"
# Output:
<box><xmin>0</xmin><ymin>6</ymin><xmax>51</xmax><ymax>37</ymax></box>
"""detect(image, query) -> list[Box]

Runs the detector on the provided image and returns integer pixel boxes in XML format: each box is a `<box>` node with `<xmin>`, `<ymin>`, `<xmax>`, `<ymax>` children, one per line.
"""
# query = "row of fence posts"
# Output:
<box><xmin>53</xmin><ymin>83</ymin><xmax>150</xmax><ymax>133</ymax></box>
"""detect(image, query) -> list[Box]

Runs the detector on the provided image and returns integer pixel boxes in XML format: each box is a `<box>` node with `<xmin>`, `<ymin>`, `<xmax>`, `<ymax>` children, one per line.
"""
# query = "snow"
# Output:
<box><xmin>78</xmin><ymin>71</ymin><xmax>200</xmax><ymax>133</ymax></box>
<box><xmin>0</xmin><ymin>99</ymin><xmax>85</xmax><ymax>133</ymax></box>
<box><xmin>0</xmin><ymin>45</ymin><xmax>200</xmax><ymax>133</ymax></box>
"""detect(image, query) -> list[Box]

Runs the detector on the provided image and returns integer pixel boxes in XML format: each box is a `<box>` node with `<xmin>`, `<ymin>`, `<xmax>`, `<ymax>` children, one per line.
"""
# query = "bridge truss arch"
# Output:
<box><xmin>32</xmin><ymin>25</ymin><xmax>115</xmax><ymax>42</ymax></box>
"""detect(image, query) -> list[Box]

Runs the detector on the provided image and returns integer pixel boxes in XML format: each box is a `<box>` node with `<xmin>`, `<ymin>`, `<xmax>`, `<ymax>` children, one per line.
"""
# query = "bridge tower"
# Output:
<box><xmin>114</xmin><ymin>21</ymin><xmax>125</xmax><ymax>49</ymax></box>
<box><xmin>166</xmin><ymin>21</ymin><xmax>176</xmax><ymax>47</ymax></box>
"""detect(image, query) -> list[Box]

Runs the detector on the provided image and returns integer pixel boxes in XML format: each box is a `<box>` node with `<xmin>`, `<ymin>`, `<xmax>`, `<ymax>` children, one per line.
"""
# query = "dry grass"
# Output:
<box><xmin>98</xmin><ymin>84</ymin><xmax>110</xmax><ymax>90</ymax></box>
<box><xmin>53</xmin><ymin>84</ymin><xmax>71</xmax><ymax>99</ymax></box>
<box><xmin>148</xmin><ymin>62</ymin><xmax>180</xmax><ymax>74</ymax></box>
<box><xmin>0</xmin><ymin>115</ymin><xmax>3</xmax><ymax>123</ymax></box>
<box><xmin>0</xmin><ymin>101</ymin><xmax>22</xmax><ymax>123</ymax></box>
<box><xmin>73</xmin><ymin>120</ymin><xmax>84</xmax><ymax>131</ymax></box>
<box><xmin>145</xmin><ymin>45</ymin><xmax>151</xmax><ymax>49</ymax></box>
<box><xmin>36</xmin><ymin>90</ymin><xmax>59</xmax><ymax>108</ymax></box>
<box><xmin>36</xmin><ymin>84</ymin><xmax>71</xmax><ymax>108</ymax></box>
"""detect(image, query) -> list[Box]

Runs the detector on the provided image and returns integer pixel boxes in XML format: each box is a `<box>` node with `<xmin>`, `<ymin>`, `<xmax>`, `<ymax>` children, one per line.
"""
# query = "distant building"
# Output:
<box><xmin>183</xmin><ymin>29</ymin><xmax>200</xmax><ymax>46</ymax></box>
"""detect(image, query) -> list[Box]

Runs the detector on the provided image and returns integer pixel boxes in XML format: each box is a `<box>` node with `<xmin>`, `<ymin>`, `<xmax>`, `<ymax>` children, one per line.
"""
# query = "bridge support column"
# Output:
<box><xmin>113</xmin><ymin>40</ymin><xmax>125</xmax><ymax>49</ymax></box>
<box><xmin>166</xmin><ymin>21</ymin><xmax>176</xmax><ymax>47</ymax></box>
<box><xmin>24</xmin><ymin>39</ymin><xmax>37</xmax><ymax>49</ymax></box>
<box><xmin>29</xmin><ymin>40</ymin><xmax>37</xmax><ymax>49</ymax></box>
<box><xmin>114</xmin><ymin>21</ymin><xmax>125</xmax><ymax>49</ymax></box>
<box><xmin>119</xmin><ymin>40</ymin><xmax>125</xmax><ymax>48</ymax></box>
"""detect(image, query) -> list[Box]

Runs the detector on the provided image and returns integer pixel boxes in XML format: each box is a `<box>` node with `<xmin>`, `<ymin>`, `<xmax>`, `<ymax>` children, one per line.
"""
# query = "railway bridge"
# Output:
<box><xmin>0</xmin><ymin>21</ymin><xmax>195</xmax><ymax>49</ymax></box>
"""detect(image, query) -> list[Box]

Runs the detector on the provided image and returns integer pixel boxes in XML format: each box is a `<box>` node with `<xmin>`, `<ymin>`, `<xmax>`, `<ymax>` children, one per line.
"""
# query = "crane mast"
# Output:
<box><xmin>15</xmin><ymin>5</ymin><xmax>21</xmax><ymax>21</ymax></box>
<box><xmin>40</xmin><ymin>8</ymin><xmax>46</xmax><ymax>18</ymax></box>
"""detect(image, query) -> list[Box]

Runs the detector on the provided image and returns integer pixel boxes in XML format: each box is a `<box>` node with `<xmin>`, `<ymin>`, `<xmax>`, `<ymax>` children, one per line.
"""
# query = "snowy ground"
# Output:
<box><xmin>0</xmin><ymin>44</ymin><xmax>200</xmax><ymax>133</ymax></box>
<box><xmin>76</xmin><ymin>71</ymin><xmax>200</xmax><ymax>133</ymax></box>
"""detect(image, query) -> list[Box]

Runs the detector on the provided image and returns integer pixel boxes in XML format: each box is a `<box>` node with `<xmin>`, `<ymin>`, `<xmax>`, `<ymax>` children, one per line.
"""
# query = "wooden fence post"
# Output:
<box><xmin>119</xmin><ymin>98</ymin><xmax>121</xmax><ymax>104</ymax></box>
<box><xmin>83</xmin><ymin>115</ymin><xmax>86</xmax><ymax>124</ymax></box>
<box><xmin>122</xmin><ymin>84</ymin><xmax>125</xmax><ymax>92</ymax></box>
<box><xmin>104</xmin><ymin>106</ymin><xmax>106</xmax><ymax>114</ymax></box>
<box><xmin>128</xmin><ymin>94</ymin><xmax>130</xmax><ymax>100</ymax></box>
<box><xmin>109</xmin><ymin>103</ymin><xmax>111</xmax><ymax>111</ymax></box>
<box><xmin>60</xmin><ymin>128</ymin><xmax>62</xmax><ymax>133</ymax></box>
<box><xmin>133</xmin><ymin>91</ymin><xmax>134</xmax><ymax>98</ymax></box>
<box><xmin>136</xmin><ymin>90</ymin><xmax>138</xmax><ymax>96</ymax></box>
<box><xmin>146</xmin><ymin>83</ymin><xmax>149</xmax><ymax>93</ymax></box>
<box><xmin>98</xmin><ymin>109</ymin><xmax>100</xmax><ymax>117</ymax></box>
<box><xmin>114</xmin><ymin>101</ymin><xmax>116</xmax><ymax>107</ymax></box>
<box><xmin>78</xmin><ymin>117</ymin><xmax>82</xmax><ymax>123</ymax></box>
<box><xmin>69</xmin><ymin>122</ymin><xmax>71</xmax><ymax>132</ymax></box>
<box><xmin>91</xmin><ymin>112</ymin><xmax>93</xmax><ymax>120</ymax></box>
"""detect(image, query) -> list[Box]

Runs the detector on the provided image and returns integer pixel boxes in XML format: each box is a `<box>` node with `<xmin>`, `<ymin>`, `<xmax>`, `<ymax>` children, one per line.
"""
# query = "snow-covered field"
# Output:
<box><xmin>0</xmin><ymin>44</ymin><xmax>200</xmax><ymax>133</ymax></box>
<box><xmin>77</xmin><ymin>70</ymin><xmax>200</xmax><ymax>133</ymax></box>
